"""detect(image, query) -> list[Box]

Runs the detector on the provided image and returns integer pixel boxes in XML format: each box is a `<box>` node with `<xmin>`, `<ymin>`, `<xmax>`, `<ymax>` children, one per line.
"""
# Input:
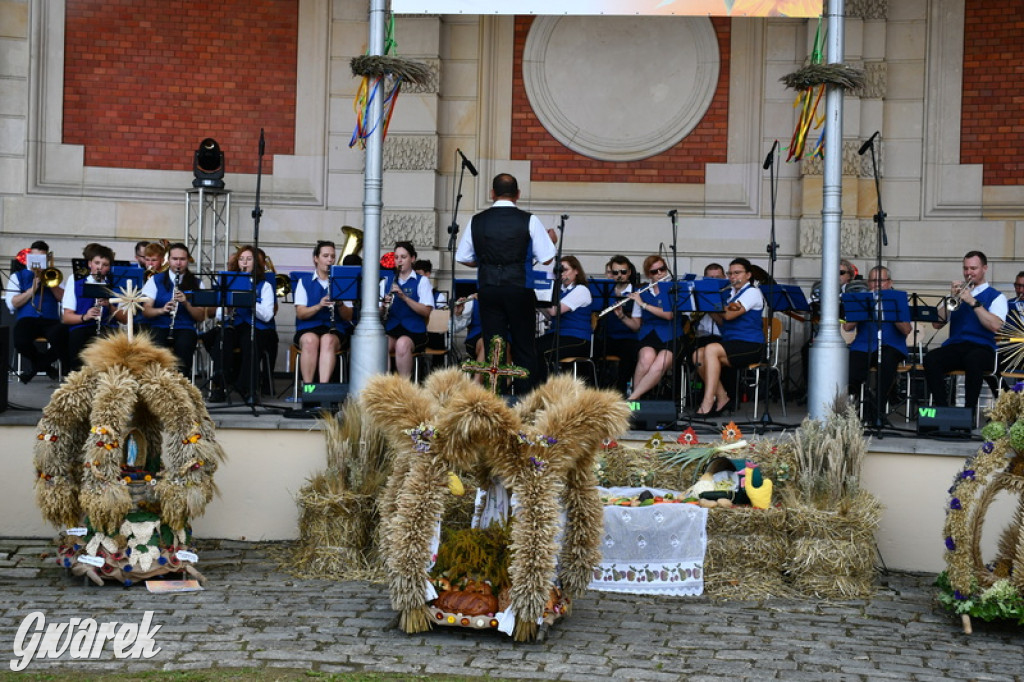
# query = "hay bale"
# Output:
<box><xmin>290</xmin><ymin>488</ymin><xmax>379</xmax><ymax>579</ymax></box>
<box><xmin>784</xmin><ymin>492</ymin><xmax>882</xmax><ymax>599</ymax></box>
<box><xmin>703</xmin><ymin>506</ymin><xmax>791</xmax><ymax>599</ymax></box>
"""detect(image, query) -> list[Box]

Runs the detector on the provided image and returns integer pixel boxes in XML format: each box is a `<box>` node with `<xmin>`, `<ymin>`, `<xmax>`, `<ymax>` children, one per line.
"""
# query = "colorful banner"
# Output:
<box><xmin>393</xmin><ymin>0</ymin><xmax>820</xmax><ymax>17</ymax></box>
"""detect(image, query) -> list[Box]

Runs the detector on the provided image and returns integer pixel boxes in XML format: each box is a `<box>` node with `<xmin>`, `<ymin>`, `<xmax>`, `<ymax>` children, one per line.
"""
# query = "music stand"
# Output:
<box><xmin>670</xmin><ymin>280</ymin><xmax>698</xmax><ymax>313</ymax></box>
<box><xmin>532</xmin><ymin>269</ymin><xmax>554</xmax><ymax>307</ymax></box>
<box><xmin>330</xmin><ymin>265</ymin><xmax>361</xmax><ymax>302</ymax></box>
<box><xmin>196</xmin><ymin>271</ymin><xmax>257</xmax><ymax>409</ymax></box>
<box><xmin>693</xmin><ymin>278</ymin><xmax>728</xmax><ymax>314</ymax></box>
<box><xmin>843</xmin><ymin>290</ymin><xmax>910</xmax><ymax>434</ymax></box>
<box><xmin>763</xmin><ymin>283</ymin><xmax>810</xmax><ymax>400</ymax></box>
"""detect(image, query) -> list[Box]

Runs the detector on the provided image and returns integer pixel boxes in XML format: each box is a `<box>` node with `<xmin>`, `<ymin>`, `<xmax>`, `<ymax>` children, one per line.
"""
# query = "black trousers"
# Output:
<box><xmin>924</xmin><ymin>341</ymin><xmax>995</xmax><ymax>410</ymax></box>
<box><xmin>536</xmin><ymin>333</ymin><xmax>590</xmax><ymax>384</ymax></box>
<box><xmin>477</xmin><ymin>285</ymin><xmax>539</xmax><ymax>394</ymax></box>
<box><xmin>150</xmin><ymin>327</ymin><xmax>199</xmax><ymax>377</ymax></box>
<box><xmin>206</xmin><ymin>324</ymin><xmax>278</xmax><ymax>393</ymax></box>
<box><xmin>593</xmin><ymin>334</ymin><xmax>637</xmax><ymax>396</ymax></box>
<box><xmin>849</xmin><ymin>346</ymin><xmax>904</xmax><ymax>409</ymax></box>
<box><xmin>12</xmin><ymin>317</ymin><xmax>64</xmax><ymax>372</ymax></box>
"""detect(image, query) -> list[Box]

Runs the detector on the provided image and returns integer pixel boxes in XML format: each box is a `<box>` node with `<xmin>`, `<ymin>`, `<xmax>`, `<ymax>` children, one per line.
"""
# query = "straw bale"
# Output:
<box><xmin>790</xmin><ymin>573</ymin><xmax>876</xmax><ymax>600</ymax></box>
<box><xmin>706</xmin><ymin>505</ymin><xmax>788</xmax><ymax>535</ymax></box>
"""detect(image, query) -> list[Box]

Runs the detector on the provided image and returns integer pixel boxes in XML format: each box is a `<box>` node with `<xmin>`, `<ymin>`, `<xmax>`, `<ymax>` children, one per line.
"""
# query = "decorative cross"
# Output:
<box><xmin>460</xmin><ymin>335</ymin><xmax>528</xmax><ymax>393</ymax></box>
<box><xmin>109</xmin><ymin>281</ymin><xmax>151</xmax><ymax>343</ymax></box>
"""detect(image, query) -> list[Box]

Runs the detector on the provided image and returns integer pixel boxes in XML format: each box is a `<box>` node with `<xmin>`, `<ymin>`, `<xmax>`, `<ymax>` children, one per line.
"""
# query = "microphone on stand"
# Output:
<box><xmin>858</xmin><ymin>131</ymin><xmax>879</xmax><ymax>156</ymax></box>
<box><xmin>456</xmin><ymin>149</ymin><xmax>478</xmax><ymax>177</ymax></box>
<box><xmin>763</xmin><ymin>140</ymin><xmax>778</xmax><ymax>170</ymax></box>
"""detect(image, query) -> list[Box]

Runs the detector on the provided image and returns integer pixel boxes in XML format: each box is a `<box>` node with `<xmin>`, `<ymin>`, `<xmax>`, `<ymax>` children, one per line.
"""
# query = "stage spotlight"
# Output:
<box><xmin>192</xmin><ymin>138</ymin><xmax>225</xmax><ymax>189</ymax></box>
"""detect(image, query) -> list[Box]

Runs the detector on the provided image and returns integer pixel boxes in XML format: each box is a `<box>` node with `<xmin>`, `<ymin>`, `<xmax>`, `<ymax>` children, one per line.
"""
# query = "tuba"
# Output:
<box><xmin>340</xmin><ymin>225</ymin><xmax>363</xmax><ymax>262</ymax></box>
<box><xmin>262</xmin><ymin>254</ymin><xmax>291</xmax><ymax>298</ymax></box>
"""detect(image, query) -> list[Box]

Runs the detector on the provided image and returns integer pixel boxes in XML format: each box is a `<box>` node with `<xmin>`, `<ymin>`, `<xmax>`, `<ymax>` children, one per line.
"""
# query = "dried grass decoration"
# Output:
<box><xmin>287</xmin><ymin>398</ymin><xmax>394</xmax><ymax>580</ymax></box>
<box><xmin>349</xmin><ymin>16</ymin><xmax>431</xmax><ymax>149</ymax></box>
<box><xmin>360</xmin><ymin>369</ymin><xmax>630</xmax><ymax>642</ymax></box>
<box><xmin>781</xmin><ymin>398</ymin><xmax>881</xmax><ymax>599</ymax></box>
<box><xmin>34</xmin><ymin>329</ymin><xmax>225</xmax><ymax>586</ymax></box>
<box><xmin>938</xmin><ymin>387</ymin><xmax>1024</xmax><ymax>629</ymax></box>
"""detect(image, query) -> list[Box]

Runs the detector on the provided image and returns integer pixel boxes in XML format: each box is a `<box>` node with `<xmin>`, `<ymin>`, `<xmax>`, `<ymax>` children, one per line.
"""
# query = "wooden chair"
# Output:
<box><xmin>735</xmin><ymin>317</ymin><xmax>786</xmax><ymax>418</ymax></box>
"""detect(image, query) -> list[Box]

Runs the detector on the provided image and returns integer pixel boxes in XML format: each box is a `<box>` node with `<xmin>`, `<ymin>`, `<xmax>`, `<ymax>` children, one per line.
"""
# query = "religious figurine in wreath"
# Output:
<box><xmin>32</xmin><ymin>285</ymin><xmax>225</xmax><ymax>585</ymax></box>
<box><xmin>360</xmin><ymin>366</ymin><xmax>630</xmax><ymax>641</ymax></box>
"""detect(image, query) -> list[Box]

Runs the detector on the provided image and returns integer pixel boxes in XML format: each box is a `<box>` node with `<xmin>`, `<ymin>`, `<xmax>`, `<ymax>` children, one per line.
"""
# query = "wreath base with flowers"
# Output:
<box><xmin>939</xmin><ymin>388</ymin><xmax>1024</xmax><ymax>631</ymax></box>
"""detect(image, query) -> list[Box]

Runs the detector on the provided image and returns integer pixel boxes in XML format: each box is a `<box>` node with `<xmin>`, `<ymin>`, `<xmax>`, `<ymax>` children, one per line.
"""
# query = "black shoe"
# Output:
<box><xmin>45</xmin><ymin>365</ymin><xmax>59</xmax><ymax>381</ymax></box>
<box><xmin>209</xmin><ymin>388</ymin><xmax>227</xmax><ymax>403</ymax></box>
<box><xmin>18</xmin><ymin>371</ymin><xmax>34</xmax><ymax>385</ymax></box>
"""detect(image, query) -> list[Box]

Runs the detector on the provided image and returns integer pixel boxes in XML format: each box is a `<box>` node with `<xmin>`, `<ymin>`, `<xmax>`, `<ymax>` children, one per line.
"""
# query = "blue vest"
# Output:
<box><xmin>721</xmin><ymin>284</ymin><xmax>765</xmax><ymax>344</ymax></box>
<box><xmin>850</xmin><ymin>291</ymin><xmax>909</xmax><ymax>356</ymax></box>
<box><xmin>386</xmin><ymin>273</ymin><xmax>427</xmax><ymax>334</ymax></box>
<box><xmin>70</xmin><ymin>278</ymin><xmax>118</xmax><ymax>332</ymax></box>
<box><xmin>147</xmin><ymin>272</ymin><xmax>196</xmax><ymax>331</ymax></box>
<box><xmin>296</xmin><ymin>276</ymin><xmax>347</xmax><ymax>333</ymax></box>
<box><xmin>545</xmin><ymin>285</ymin><xmax>591</xmax><ymax>342</ymax></box>
<box><xmin>637</xmin><ymin>286</ymin><xmax>676</xmax><ymax>343</ymax></box>
<box><xmin>601</xmin><ymin>288</ymin><xmax>636</xmax><ymax>340</ymax></box>
<box><xmin>14</xmin><ymin>270</ymin><xmax>60</xmax><ymax>321</ymax></box>
<box><xmin>232</xmin><ymin>281</ymin><xmax>275</xmax><ymax>331</ymax></box>
<box><xmin>467</xmin><ymin>303</ymin><xmax>482</xmax><ymax>340</ymax></box>
<box><xmin>944</xmin><ymin>286</ymin><xmax>1001</xmax><ymax>350</ymax></box>
<box><xmin>471</xmin><ymin>207</ymin><xmax>533</xmax><ymax>288</ymax></box>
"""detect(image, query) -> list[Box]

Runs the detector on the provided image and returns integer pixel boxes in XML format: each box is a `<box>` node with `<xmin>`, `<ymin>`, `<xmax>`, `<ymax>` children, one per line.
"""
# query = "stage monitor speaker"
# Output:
<box><xmin>628</xmin><ymin>400</ymin><xmax>676</xmax><ymax>430</ymax></box>
<box><xmin>0</xmin><ymin>325</ymin><xmax>8</xmax><ymax>413</ymax></box>
<box><xmin>916</xmin><ymin>406</ymin><xmax>973</xmax><ymax>438</ymax></box>
<box><xmin>300</xmin><ymin>382</ymin><xmax>348</xmax><ymax>410</ymax></box>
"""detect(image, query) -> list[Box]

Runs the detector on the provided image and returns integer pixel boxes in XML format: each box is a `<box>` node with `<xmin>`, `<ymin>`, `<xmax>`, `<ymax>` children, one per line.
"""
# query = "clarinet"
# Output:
<box><xmin>167</xmin><ymin>272</ymin><xmax>181</xmax><ymax>343</ymax></box>
<box><xmin>94</xmin><ymin>274</ymin><xmax>105</xmax><ymax>335</ymax></box>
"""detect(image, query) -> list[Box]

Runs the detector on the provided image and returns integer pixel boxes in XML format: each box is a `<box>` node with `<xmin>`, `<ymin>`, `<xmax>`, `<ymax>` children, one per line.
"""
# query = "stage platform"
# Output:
<box><xmin>0</xmin><ymin>373</ymin><xmax>1003</xmax><ymax>574</ymax></box>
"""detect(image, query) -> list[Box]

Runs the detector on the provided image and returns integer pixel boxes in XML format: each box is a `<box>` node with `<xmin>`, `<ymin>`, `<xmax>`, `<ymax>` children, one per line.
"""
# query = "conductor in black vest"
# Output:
<box><xmin>456</xmin><ymin>173</ymin><xmax>557</xmax><ymax>393</ymax></box>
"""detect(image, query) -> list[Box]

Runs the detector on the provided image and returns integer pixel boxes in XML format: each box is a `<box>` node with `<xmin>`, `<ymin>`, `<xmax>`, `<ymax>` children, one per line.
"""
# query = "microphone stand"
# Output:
<box><xmin>549</xmin><ymin>214</ymin><xmax>568</xmax><ymax>377</ymax></box>
<box><xmin>756</xmin><ymin>143</ymin><xmax>785</xmax><ymax>434</ymax></box>
<box><xmin>667</xmin><ymin>210</ymin><xmax>682</xmax><ymax>424</ymax></box>
<box><xmin>863</xmin><ymin>132</ymin><xmax>889</xmax><ymax>437</ymax></box>
<box><xmin>445</xmin><ymin>152</ymin><xmax>473</xmax><ymax>365</ymax></box>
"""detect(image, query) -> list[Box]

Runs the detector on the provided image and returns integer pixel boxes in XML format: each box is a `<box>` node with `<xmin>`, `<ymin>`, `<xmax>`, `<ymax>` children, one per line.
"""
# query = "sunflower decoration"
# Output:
<box><xmin>677</xmin><ymin>428</ymin><xmax>700</xmax><ymax>446</ymax></box>
<box><xmin>721</xmin><ymin>421</ymin><xmax>743</xmax><ymax>443</ymax></box>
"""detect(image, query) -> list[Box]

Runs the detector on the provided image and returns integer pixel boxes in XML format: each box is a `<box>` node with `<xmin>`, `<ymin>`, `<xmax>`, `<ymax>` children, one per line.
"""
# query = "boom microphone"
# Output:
<box><xmin>762</xmin><ymin>140</ymin><xmax>778</xmax><ymax>170</ymax></box>
<box><xmin>456</xmin><ymin>149</ymin><xmax>479</xmax><ymax>177</ymax></box>
<box><xmin>858</xmin><ymin>131</ymin><xmax>879</xmax><ymax>156</ymax></box>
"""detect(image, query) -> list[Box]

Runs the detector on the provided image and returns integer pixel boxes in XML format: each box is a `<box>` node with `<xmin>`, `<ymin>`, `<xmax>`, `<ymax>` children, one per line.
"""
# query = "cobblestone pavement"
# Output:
<box><xmin>1</xmin><ymin>537</ymin><xmax>1021</xmax><ymax>680</ymax></box>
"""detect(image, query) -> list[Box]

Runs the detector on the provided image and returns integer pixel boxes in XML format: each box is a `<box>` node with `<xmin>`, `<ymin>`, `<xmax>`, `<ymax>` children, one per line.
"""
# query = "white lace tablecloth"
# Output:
<box><xmin>588</xmin><ymin>487</ymin><xmax>707</xmax><ymax>596</ymax></box>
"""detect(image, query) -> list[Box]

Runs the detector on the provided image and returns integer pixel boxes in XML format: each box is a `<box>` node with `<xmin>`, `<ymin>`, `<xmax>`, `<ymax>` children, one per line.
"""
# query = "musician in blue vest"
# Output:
<box><xmin>593</xmin><ymin>254</ymin><xmax>639</xmax><ymax>396</ymax></box>
<box><xmin>61</xmin><ymin>243</ymin><xmax>124</xmax><ymax>372</ymax></box>
<box><xmin>843</xmin><ymin>266</ymin><xmax>912</xmax><ymax>416</ymax></box>
<box><xmin>623</xmin><ymin>254</ymin><xmax>678</xmax><ymax>401</ymax></box>
<box><xmin>455</xmin><ymin>173</ymin><xmax>557</xmax><ymax>394</ymax></box>
<box><xmin>382</xmin><ymin>242</ymin><xmax>434</xmax><ymax>379</ymax></box>
<box><xmin>924</xmin><ymin>251</ymin><xmax>1007</xmax><ymax>411</ymax></box>
<box><xmin>536</xmin><ymin>255</ymin><xmax>593</xmax><ymax>382</ymax></box>
<box><xmin>692</xmin><ymin>257</ymin><xmax>765</xmax><ymax>417</ymax></box>
<box><xmin>206</xmin><ymin>245</ymin><xmax>278</xmax><ymax>403</ymax></box>
<box><xmin>293</xmin><ymin>240</ymin><xmax>354</xmax><ymax>385</ymax></box>
<box><xmin>141</xmin><ymin>242</ymin><xmax>207</xmax><ymax>377</ymax></box>
<box><xmin>3</xmin><ymin>240</ymin><xmax>65</xmax><ymax>383</ymax></box>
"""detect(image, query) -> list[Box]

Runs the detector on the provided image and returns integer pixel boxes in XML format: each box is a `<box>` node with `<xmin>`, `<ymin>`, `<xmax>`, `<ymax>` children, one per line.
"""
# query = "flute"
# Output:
<box><xmin>597</xmin><ymin>274</ymin><xmax>670</xmax><ymax>317</ymax></box>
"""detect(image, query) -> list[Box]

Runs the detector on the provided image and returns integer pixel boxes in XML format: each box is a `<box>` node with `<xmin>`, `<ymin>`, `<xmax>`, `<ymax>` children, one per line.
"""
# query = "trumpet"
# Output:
<box><xmin>943</xmin><ymin>278</ymin><xmax>974</xmax><ymax>312</ymax></box>
<box><xmin>598</xmin><ymin>274</ymin><xmax>670</xmax><ymax>317</ymax></box>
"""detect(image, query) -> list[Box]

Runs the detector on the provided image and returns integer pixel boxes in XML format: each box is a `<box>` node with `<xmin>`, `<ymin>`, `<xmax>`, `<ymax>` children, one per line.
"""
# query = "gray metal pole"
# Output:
<box><xmin>807</xmin><ymin>0</ymin><xmax>848</xmax><ymax>419</ymax></box>
<box><xmin>350</xmin><ymin>0</ymin><xmax>389</xmax><ymax>395</ymax></box>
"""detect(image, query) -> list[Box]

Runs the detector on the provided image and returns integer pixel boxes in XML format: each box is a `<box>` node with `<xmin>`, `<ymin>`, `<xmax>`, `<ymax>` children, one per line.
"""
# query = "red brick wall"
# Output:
<box><xmin>511</xmin><ymin>16</ymin><xmax>730</xmax><ymax>184</ymax></box>
<box><xmin>961</xmin><ymin>0</ymin><xmax>1024</xmax><ymax>186</ymax></box>
<box><xmin>63</xmin><ymin>0</ymin><xmax>298</xmax><ymax>174</ymax></box>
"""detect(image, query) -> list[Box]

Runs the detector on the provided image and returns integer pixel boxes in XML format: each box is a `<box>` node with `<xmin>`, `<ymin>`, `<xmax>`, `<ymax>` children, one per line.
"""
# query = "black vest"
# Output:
<box><xmin>471</xmin><ymin>206</ymin><xmax>532</xmax><ymax>288</ymax></box>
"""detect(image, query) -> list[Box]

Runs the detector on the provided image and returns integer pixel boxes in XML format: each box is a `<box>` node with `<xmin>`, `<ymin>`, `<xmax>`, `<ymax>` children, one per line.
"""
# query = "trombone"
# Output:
<box><xmin>32</xmin><ymin>253</ymin><xmax>63</xmax><ymax>312</ymax></box>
